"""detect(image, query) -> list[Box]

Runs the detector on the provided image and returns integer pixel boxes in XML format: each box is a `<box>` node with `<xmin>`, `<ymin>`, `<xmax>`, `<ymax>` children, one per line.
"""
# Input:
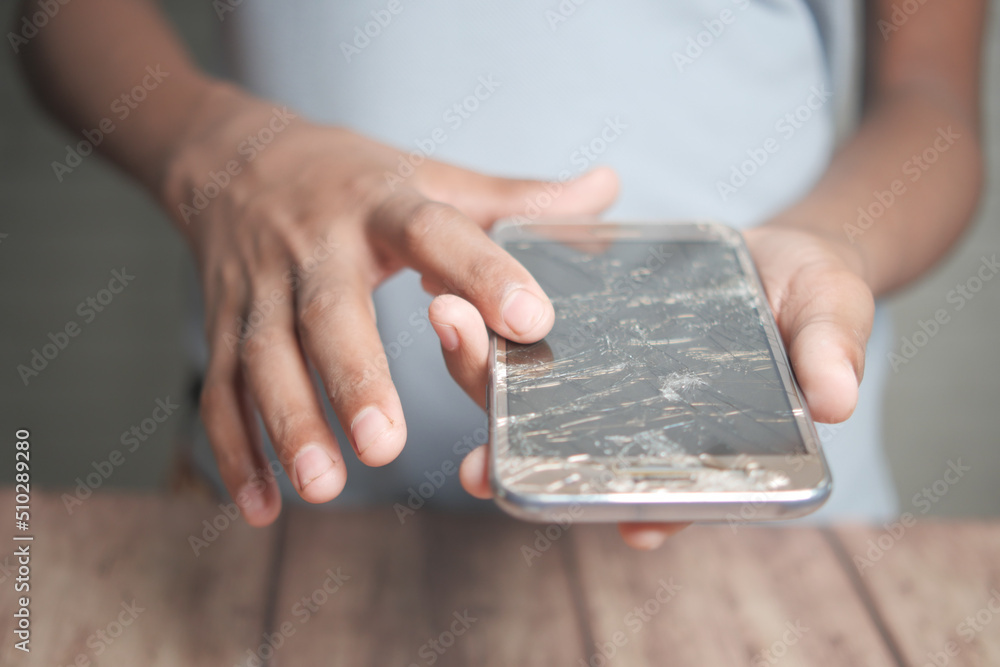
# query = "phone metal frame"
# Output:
<box><xmin>488</xmin><ymin>220</ymin><xmax>831</xmax><ymax>523</ymax></box>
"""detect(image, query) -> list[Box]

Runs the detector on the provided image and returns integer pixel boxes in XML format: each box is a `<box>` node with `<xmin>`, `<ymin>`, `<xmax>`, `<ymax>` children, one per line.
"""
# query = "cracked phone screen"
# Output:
<box><xmin>502</xmin><ymin>239</ymin><xmax>805</xmax><ymax>460</ymax></box>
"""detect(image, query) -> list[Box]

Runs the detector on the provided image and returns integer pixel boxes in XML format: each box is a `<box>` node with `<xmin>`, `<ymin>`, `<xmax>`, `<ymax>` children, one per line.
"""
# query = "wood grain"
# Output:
<box><xmin>571</xmin><ymin>524</ymin><xmax>900</xmax><ymax>667</ymax></box>
<box><xmin>834</xmin><ymin>521</ymin><xmax>1000</xmax><ymax>667</ymax></box>
<box><xmin>271</xmin><ymin>506</ymin><xmax>589</xmax><ymax>667</ymax></box>
<box><xmin>5</xmin><ymin>489</ymin><xmax>997</xmax><ymax>667</ymax></box>
<box><xmin>0</xmin><ymin>489</ymin><xmax>276</xmax><ymax>666</ymax></box>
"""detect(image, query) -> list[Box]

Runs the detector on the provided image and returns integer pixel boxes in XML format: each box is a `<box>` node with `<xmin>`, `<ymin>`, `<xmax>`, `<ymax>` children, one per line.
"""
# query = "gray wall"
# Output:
<box><xmin>1</xmin><ymin>1</ymin><xmax>997</xmax><ymax>516</ymax></box>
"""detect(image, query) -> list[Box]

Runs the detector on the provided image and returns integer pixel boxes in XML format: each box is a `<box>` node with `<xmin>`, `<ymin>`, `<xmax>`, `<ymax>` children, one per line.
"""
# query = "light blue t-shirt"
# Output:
<box><xmin>192</xmin><ymin>0</ymin><xmax>898</xmax><ymax>521</ymax></box>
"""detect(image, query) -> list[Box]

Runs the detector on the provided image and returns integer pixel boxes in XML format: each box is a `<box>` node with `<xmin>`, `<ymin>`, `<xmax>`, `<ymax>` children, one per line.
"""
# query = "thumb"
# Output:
<box><xmin>746</xmin><ymin>227</ymin><xmax>873</xmax><ymax>425</ymax></box>
<box><xmin>779</xmin><ymin>268</ymin><xmax>873</xmax><ymax>424</ymax></box>
<box><xmin>424</xmin><ymin>166</ymin><xmax>620</xmax><ymax>225</ymax></box>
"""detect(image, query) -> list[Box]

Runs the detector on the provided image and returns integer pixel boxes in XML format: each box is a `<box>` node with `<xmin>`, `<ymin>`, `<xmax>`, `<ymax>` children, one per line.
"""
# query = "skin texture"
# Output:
<box><xmin>15</xmin><ymin>0</ymin><xmax>984</xmax><ymax>550</ymax></box>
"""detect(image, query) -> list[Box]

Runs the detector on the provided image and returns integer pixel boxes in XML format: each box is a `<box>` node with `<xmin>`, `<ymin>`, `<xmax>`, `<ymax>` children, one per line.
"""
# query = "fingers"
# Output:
<box><xmin>378</xmin><ymin>168</ymin><xmax>619</xmax><ymax>345</ymax></box>
<box><xmin>371</xmin><ymin>194</ymin><xmax>555</xmax><ymax>343</ymax></box>
<box><xmin>295</xmin><ymin>266</ymin><xmax>407</xmax><ymax>467</ymax></box>
<box><xmin>779</xmin><ymin>268</ymin><xmax>874</xmax><ymax>424</ymax></box>
<box><xmin>201</xmin><ymin>304</ymin><xmax>282</xmax><ymax>526</ymax></box>
<box><xmin>238</xmin><ymin>281</ymin><xmax>347</xmax><ymax>503</ymax></box>
<box><xmin>459</xmin><ymin>444</ymin><xmax>492</xmax><ymax>499</ymax></box>
<box><xmin>421</xmin><ymin>166</ymin><xmax>621</xmax><ymax>225</ymax></box>
<box><xmin>429</xmin><ymin>294</ymin><xmax>490</xmax><ymax>409</ymax></box>
<box><xmin>617</xmin><ymin>523</ymin><xmax>690</xmax><ymax>550</ymax></box>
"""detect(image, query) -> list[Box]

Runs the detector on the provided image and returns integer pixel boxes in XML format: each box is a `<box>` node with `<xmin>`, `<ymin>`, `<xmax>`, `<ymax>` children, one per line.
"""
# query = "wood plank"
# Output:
<box><xmin>0</xmin><ymin>489</ymin><xmax>277</xmax><ymax>666</ymax></box>
<box><xmin>571</xmin><ymin>524</ymin><xmax>899</xmax><ymax>667</ymax></box>
<box><xmin>272</xmin><ymin>507</ymin><xmax>589</xmax><ymax>666</ymax></box>
<box><xmin>834</xmin><ymin>522</ymin><xmax>1000</xmax><ymax>667</ymax></box>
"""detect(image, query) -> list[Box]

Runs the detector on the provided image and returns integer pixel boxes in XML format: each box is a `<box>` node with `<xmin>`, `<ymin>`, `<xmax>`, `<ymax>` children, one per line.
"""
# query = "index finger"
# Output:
<box><xmin>369</xmin><ymin>193</ymin><xmax>554</xmax><ymax>343</ymax></box>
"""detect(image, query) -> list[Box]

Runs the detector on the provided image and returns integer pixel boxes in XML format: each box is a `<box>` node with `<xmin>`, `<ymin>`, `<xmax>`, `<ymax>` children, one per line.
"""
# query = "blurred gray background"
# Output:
<box><xmin>1</xmin><ymin>1</ymin><xmax>997</xmax><ymax>516</ymax></box>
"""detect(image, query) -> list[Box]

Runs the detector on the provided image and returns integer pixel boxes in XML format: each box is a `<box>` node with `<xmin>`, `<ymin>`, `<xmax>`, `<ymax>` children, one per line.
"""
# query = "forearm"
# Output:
<box><xmin>770</xmin><ymin>90</ymin><xmax>983</xmax><ymax>296</ymax></box>
<box><xmin>15</xmin><ymin>0</ymin><xmax>217</xmax><ymax>198</ymax></box>
<box><xmin>768</xmin><ymin>0</ymin><xmax>985</xmax><ymax>298</ymax></box>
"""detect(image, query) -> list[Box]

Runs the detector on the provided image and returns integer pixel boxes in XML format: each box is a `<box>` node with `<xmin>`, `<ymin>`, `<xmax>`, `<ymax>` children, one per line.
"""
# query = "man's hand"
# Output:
<box><xmin>743</xmin><ymin>225</ymin><xmax>874</xmax><ymax>423</ymax></box>
<box><xmin>161</xmin><ymin>84</ymin><xmax>619</xmax><ymax>526</ymax></box>
<box><xmin>428</xmin><ymin>224</ymin><xmax>874</xmax><ymax>550</ymax></box>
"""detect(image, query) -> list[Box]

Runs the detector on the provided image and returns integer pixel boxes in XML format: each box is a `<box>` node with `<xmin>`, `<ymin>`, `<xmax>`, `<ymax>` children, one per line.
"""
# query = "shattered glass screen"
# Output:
<box><xmin>503</xmin><ymin>239</ymin><xmax>805</xmax><ymax>458</ymax></box>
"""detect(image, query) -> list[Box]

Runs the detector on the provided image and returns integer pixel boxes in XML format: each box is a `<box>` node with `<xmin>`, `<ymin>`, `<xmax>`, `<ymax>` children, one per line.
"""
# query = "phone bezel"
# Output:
<box><xmin>488</xmin><ymin>219</ymin><xmax>831</xmax><ymax>523</ymax></box>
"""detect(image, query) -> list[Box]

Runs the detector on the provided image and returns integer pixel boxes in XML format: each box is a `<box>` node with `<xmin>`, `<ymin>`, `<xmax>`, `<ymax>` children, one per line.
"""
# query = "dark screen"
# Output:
<box><xmin>503</xmin><ymin>239</ymin><xmax>805</xmax><ymax>458</ymax></box>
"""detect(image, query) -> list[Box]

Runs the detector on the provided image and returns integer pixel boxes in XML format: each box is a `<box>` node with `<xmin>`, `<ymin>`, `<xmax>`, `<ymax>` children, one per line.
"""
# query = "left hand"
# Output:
<box><xmin>742</xmin><ymin>224</ymin><xmax>873</xmax><ymax>424</ymax></box>
<box><xmin>427</xmin><ymin>223</ymin><xmax>873</xmax><ymax>550</ymax></box>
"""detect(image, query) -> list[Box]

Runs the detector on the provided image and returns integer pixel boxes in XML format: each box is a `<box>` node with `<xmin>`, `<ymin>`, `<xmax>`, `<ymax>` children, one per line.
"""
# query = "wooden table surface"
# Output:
<box><xmin>1</xmin><ymin>490</ymin><xmax>998</xmax><ymax>667</ymax></box>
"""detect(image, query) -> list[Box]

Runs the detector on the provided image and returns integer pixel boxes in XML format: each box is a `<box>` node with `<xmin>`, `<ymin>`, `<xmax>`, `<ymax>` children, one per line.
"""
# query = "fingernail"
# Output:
<box><xmin>235</xmin><ymin>480</ymin><xmax>266</xmax><ymax>517</ymax></box>
<box><xmin>432</xmin><ymin>321</ymin><xmax>460</xmax><ymax>351</ymax></box>
<box><xmin>630</xmin><ymin>529</ymin><xmax>668</xmax><ymax>551</ymax></box>
<box><xmin>351</xmin><ymin>406</ymin><xmax>393</xmax><ymax>455</ymax></box>
<box><xmin>293</xmin><ymin>444</ymin><xmax>335</xmax><ymax>491</ymax></box>
<box><xmin>502</xmin><ymin>289</ymin><xmax>545</xmax><ymax>336</ymax></box>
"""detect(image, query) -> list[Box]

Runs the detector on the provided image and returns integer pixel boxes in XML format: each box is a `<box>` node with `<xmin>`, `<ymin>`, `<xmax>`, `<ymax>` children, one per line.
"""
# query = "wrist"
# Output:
<box><xmin>157</xmin><ymin>79</ymin><xmax>270</xmax><ymax>237</ymax></box>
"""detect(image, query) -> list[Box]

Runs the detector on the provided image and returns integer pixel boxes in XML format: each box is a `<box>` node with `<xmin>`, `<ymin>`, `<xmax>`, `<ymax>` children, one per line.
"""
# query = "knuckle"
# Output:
<box><xmin>326</xmin><ymin>356</ymin><xmax>389</xmax><ymax>403</ymax></box>
<box><xmin>297</xmin><ymin>286</ymin><xmax>349</xmax><ymax>330</ymax></box>
<box><xmin>269</xmin><ymin>407</ymin><xmax>311</xmax><ymax>446</ymax></box>
<box><xmin>403</xmin><ymin>201</ymin><xmax>459</xmax><ymax>253</ymax></box>
<box><xmin>238</xmin><ymin>325</ymin><xmax>285</xmax><ymax>364</ymax></box>
<box><xmin>834</xmin><ymin>270</ymin><xmax>875</xmax><ymax>321</ymax></box>
<box><xmin>456</xmin><ymin>252</ymin><xmax>509</xmax><ymax>296</ymax></box>
<box><xmin>240</xmin><ymin>192</ymin><xmax>292</xmax><ymax>226</ymax></box>
<box><xmin>215</xmin><ymin>444</ymin><xmax>248</xmax><ymax>483</ymax></box>
<box><xmin>344</xmin><ymin>170</ymin><xmax>392</xmax><ymax>210</ymax></box>
<box><xmin>495</xmin><ymin>177</ymin><xmax>539</xmax><ymax>199</ymax></box>
<box><xmin>207</xmin><ymin>261</ymin><xmax>245</xmax><ymax>299</ymax></box>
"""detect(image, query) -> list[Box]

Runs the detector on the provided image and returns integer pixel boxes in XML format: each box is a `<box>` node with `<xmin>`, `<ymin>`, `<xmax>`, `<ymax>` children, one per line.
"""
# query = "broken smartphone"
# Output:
<box><xmin>488</xmin><ymin>220</ymin><xmax>831</xmax><ymax>523</ymax></box>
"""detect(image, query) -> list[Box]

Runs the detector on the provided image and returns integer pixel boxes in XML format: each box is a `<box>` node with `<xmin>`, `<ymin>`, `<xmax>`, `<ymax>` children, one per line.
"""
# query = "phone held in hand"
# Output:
<box><xmin>488</xmin><ymin>220</ymin><xmax>831</xmax><ymax>524</ymax></box>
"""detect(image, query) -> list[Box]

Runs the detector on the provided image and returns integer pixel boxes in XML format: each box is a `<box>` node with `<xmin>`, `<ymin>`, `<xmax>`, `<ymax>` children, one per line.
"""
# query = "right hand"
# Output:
<box><xmin>160</xmin><ymin>83</ymin><xmax>620</xmax><ymax>526</ymax></box>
